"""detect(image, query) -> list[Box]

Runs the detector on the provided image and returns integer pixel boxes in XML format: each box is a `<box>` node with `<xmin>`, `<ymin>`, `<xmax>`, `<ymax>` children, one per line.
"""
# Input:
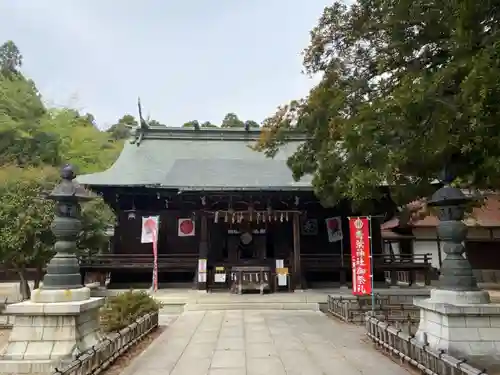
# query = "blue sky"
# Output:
<box><xmin>0</xmin><ymin>0</ymin><xmax>331</xmax><ymax>129</ymax></box>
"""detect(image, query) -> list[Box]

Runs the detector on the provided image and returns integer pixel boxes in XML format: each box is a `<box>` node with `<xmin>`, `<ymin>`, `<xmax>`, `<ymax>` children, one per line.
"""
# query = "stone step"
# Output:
<box><xmin>160</xmin><ymin>304</ymin><xmax>185</xmax><ymax>314</ymax></box>
<box><xmin>183</xmin><ymin>302</ymin><xmax>319</xmax><ymax>311</ymax></box>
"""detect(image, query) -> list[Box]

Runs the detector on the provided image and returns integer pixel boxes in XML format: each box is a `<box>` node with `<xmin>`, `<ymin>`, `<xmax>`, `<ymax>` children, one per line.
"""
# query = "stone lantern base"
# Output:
<box><xmin>414</xmin><ymin>289</ymin><xmax>500</xmax><ymax>371</ymax></box>
<box><xmin>0</xmin><ymin>289</ymin><xmax>104</xmax><ymax>375</ymax></box>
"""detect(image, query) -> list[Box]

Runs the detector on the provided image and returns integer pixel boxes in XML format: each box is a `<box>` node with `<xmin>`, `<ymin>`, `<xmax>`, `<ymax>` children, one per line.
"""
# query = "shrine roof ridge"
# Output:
<box><xmin>137</xmin><ymin>125</ymin><xmax>308</xmax><ymax>142</ymax></box>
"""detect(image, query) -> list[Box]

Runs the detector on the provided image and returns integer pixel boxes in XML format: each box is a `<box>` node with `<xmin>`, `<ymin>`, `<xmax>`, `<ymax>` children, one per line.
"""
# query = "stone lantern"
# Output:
<box><xmin>0</xmin><ymin>165</ymin><xmax>105</xmax><ymax>375</ymax></box>
<box><xmin>414</xmin><ymin>180</ymin><xmax>500</xmax><ymax>370</ymax></box>
<box><xmin>425</xmin><ymin>184</ymin><xmax>489</xmax><ymax>303</ymax></box>
<box><xmin>33</xmin><ymin>164</ymin><xmax>93</xmax><ymax>300</ymax></box>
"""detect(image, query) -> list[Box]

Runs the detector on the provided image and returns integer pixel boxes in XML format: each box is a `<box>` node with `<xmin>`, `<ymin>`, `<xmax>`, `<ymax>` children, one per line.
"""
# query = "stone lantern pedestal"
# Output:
<box><xmin>414</xmin><ymin>185</ymin><xmax>500</xmax><ymax>371</ymax></box>
<box><xmin>0</xmin><ymin>166</ymin><xmax>105</xmax><ymax>375</ymax></box>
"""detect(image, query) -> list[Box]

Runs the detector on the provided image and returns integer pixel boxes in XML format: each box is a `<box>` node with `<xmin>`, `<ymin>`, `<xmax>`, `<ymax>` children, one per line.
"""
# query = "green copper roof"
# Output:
<box><xmin>77</xmin><ymin>127</ymin><xmax>313</xmax><ymax>191</ymax></box>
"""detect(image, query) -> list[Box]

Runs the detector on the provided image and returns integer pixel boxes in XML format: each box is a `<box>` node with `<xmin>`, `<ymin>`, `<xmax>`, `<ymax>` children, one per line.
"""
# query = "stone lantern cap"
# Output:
<box><xmin>47</xmin><ymin>164</ymin><xmax>95</xmax><ymax>202</ymax></box>
<box><xmin>427</xmin><ymin>186</ymin><xmax>474</xmax><ymax>207</ymax></box>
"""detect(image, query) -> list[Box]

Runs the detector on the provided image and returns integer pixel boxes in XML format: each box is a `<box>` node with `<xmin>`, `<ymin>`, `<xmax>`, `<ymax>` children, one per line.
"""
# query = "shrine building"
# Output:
<box><xmin>77</xmin><ymin>125</ymin><xmax>431</xmax><ymax>292</ymax></box>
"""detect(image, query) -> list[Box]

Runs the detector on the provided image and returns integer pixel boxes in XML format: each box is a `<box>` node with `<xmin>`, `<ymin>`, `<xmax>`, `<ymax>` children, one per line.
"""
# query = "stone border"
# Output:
<box><xmin>365</xmin><ymin>315</ymin><xmax>488</xmax><ymax>375</ymax></box>
<box><xmin>52</xmin><ymin>311</ymin><xmax>158</xmax><ymax>375</ymax></box>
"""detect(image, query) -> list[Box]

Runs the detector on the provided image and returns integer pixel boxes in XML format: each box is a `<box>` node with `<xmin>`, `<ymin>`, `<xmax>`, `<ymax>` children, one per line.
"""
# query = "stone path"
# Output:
<box><xmin>120</xmin><ymin>310</ymin><xmax>412</xmax><ymax>375</ymax></box>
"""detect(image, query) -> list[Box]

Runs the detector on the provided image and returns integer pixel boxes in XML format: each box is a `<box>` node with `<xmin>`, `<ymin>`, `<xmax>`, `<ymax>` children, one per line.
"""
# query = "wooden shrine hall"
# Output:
<box><xmin>77</xmin><ymin>126</ymin><xmax>432</xmax><ymax>292</ymax></box>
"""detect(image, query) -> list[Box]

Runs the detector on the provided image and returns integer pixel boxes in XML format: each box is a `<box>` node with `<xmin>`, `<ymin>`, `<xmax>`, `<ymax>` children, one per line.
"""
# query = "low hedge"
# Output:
<box><xmin>100</xmin><ymin>290</ymin><xmax>163</xmax><ymax>332</ymax></box>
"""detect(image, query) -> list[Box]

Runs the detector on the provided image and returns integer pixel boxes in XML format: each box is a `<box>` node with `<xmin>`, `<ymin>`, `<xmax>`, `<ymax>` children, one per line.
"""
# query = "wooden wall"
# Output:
<box><xmin>113</xmin><ymin>204</ymin><xmax>384</xmax><ymax>257</ymax></box>
<box><xmin>115</xmin><ymin>210</ymin><xmax>200</xmax><ymax>255</ymax></box>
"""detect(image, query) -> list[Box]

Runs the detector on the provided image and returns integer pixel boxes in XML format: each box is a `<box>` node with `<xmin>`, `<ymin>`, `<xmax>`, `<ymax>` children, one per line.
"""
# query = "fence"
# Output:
<box><xmin>327</xmin><ymin>294</ymin><xmax>422</xmax><ymax>327</ymax></box>
<box><xmin>0</xmin><ymin>298</ymin><xmax>13</xmax><ymax>328</ymax></box>
<box><xmin>365</xmin><ymin>315</ymin><xmax>488</xmax><ymax>375</ymax></box>
<box><xmin>53</xmin><ymin>311</ymin><xmax>158</xmax><ymax>375</ymax></box>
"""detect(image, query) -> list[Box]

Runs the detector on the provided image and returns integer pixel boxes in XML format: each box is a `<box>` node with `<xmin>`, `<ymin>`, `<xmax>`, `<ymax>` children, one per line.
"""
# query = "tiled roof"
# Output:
<box><xmin>413</xmin><ymin>196</ymin><xmax>500</xmax><ymax>227</ymax></box>
<box><xmin>77</xmin><ymin>127</ymin><xmax>313</xmax><ymax>191</ymax></box>
<box><xmin>382</xmin><ymin>195</ymin><xmax>500</xmax><ymax>229</ymax></box>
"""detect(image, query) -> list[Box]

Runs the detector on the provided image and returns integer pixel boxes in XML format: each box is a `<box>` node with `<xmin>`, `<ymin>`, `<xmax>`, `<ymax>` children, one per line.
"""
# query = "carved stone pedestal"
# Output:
<box><xmin>415</xmin><ymin>290</ymin><xmax>500</xmax><ymax>371</ymax></box>
<box><xmin>0</xmin><ymin>294</ymin><xmax>104</xmax><ymax>375</ymax></box>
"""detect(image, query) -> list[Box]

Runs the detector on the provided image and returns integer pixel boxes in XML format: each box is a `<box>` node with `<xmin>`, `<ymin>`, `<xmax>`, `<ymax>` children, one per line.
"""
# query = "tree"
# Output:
<box><xmin>201</xmin><ymin>121</ymin><xmax>217</xmax><ymax>128</ymax></box>
<box><xmin>0</xmin><ymin>40</ymin><xmax>22</xmax><ymax>76</ymax></box>
<box><xmin>42</xmin><ymin>109</ymin><xmax>122</xmax><ymax>173</ymax></box>
<box><xmin>0</xmin><ymin>166</ymin><xmax>58</xmax><ymax>299</ymax></box>
<box><xmin>257</xmin><ymin>0</ymin><xmax>500</xmax><ymax>207</ymax></box>
<box><xmin>0</xmin><ymin>66</ymin><xmax>53</xmax><ymax>166</ymax></box>
<box><xmin>244</xmin><ymin>120</ymin><xmax>260</xmax><ymax>129</ymax></box>
<box><xmin>0</xmin><ymin>40</ymin><xmax>119</xmax><ymax>297</ymax></box>
<box><xmin>182</xmin><ymin>120</ymin><xmax>200</xmax><ymax>128</ymax></box>
<box><xmin>221</xmin><ymin>113</ymin><xmax>244</xmax><ymax>128</ymax></box>
<box><xmin>148</xmin><ymin>119</ymin><xmax>162</xmax><ymax>127</ymax></box>
<box><xmin>78</xmin><ymin>198</ymin><xmax>116</xmax><ymax>257</ymax></box>
<box><xmin>107</xmin><ymin>114</ymin><xmax>137</xmax><ymax>140</ymax></box>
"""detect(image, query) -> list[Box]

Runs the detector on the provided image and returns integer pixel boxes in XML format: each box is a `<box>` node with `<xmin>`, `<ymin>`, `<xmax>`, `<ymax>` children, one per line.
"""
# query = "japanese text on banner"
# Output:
<box><xmin>349</xmin><ymin>217</ymin><xmax>372</xmax><ymax>296</ymax></box>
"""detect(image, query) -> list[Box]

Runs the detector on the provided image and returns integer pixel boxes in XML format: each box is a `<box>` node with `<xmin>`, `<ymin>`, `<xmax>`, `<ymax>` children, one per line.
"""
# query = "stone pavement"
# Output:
<box><xmin>120</xmin><ymin>310</ymin><xmax>412</xmax><ymax>375</ymax></box>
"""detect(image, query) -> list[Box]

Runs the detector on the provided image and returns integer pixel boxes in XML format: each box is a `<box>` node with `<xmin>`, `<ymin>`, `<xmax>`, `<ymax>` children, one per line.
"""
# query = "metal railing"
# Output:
<box><xmin>53</xmin><ymin>311</ymin><xmax>158</xmax><ymax>375</ymax></box>
<box><xmin>365</xmin><ymin>315</ymin><xmax>488</xmax><ymax>375</ymax></box>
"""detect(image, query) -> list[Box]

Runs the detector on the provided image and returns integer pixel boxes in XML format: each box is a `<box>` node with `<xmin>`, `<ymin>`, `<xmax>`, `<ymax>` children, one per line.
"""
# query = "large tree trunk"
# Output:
<box><xmin>33</xmin><ymin>266</ymin><xmax>43</xmax><ymax>290</ymax></box>
<box><xmin>17</xmin><ymin>268</ymin><xmax>31</xmax><ymax>301</ymax></box>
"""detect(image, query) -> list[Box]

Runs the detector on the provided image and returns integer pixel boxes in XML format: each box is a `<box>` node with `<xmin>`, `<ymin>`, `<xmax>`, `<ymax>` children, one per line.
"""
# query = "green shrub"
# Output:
<box><xmin>100</xmin><ymin>290</ymin><xmax>163</xmax><ymax>332</ymax></box>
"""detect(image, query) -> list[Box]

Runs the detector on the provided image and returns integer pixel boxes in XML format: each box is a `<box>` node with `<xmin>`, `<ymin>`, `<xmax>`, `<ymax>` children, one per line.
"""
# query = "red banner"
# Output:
<box><xmin>349</xmin><ymin>217</ymin><xmax>372</xmax><ymax>296</ymax></box>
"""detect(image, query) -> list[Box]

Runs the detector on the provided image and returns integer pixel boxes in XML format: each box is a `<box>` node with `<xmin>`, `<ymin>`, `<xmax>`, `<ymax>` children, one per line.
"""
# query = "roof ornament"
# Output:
<box><xmin>130</xmin><ymin>97</ymin><xmax>150</xmax><ymax>146</ymax></box>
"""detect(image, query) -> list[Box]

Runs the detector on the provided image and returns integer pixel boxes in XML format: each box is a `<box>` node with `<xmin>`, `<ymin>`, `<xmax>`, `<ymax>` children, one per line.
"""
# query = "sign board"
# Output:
<box><xmin>325</xmin><ymin>217</ymin><xmax>343</xmax><ymax>243</ymax></box>
<box><xmin>349</xmin><ymin>217</ymin><xmax>372</xmax><ymax>296</ymax></box>
<box><xmin>141</xmin><ymin>216</ymin><xmax>159</xmax><ymax>244</ymax></box>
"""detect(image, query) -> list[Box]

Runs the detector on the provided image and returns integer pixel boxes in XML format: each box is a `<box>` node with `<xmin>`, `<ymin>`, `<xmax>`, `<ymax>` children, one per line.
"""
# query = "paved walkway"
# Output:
<box><xmin>121</xmin><ymin>310</ymin><xmax>412</xmax><ymax>375</ymax></box>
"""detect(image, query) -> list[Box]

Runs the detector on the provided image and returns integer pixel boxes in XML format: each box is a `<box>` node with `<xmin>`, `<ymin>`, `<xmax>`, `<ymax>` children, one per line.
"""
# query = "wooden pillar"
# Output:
<box><xmin>292</xmin><ymin>213</ymin><xmax>302</xmax><ymax>290</ymax></box>
<box><xmin>197</xmin><ymin>214</ymin><xmax>208</xmax><ymax>290</ymax></box>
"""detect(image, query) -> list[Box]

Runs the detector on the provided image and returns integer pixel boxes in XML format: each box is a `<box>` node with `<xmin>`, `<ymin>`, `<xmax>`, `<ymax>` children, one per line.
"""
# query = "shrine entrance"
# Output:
<box><xmin>204</xmin><ymin>209</ymin><xmax>300</xmax><ymax>293</ymax></box>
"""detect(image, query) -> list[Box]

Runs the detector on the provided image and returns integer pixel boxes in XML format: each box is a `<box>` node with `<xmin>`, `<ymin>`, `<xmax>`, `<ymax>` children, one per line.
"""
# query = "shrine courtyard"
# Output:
<box><xmin>121</xmin><ymin>309</ymin><xmax>411</xmax><ymax>375</ymax></box>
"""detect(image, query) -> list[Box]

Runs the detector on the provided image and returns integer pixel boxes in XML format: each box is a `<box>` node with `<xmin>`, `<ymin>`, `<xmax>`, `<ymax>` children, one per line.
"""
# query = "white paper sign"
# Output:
<box><xmin>198</xmin><ymin>272</ymin><xmax>207</xmax><ymax>282</ymax></box>
<box><xmin>275</xmin><ymin>259</ymin><xmax>287</xmax><ymax>286</ymax></box>
<box><xmin>215</xmin><ymin>273</ymin><xmax>226</xmax><ymax>283</ymax></box>
<box><xmin>198</xmin><ymin>259</ymin><xmax>207</xmax><ymax>273</ymax></box>
<box><xmin>141</xmin><ymin>216</ymin><xmax>159</xmax><ymax>243</ymax></box>
<box><xmin>325</xmin><ymin>217</ymin><xmax>343</xmax><ymax>243</ymax></box>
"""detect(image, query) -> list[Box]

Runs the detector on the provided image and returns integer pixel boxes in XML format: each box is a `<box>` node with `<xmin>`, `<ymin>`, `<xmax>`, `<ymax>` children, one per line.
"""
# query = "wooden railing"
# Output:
<box><xmin>79</xmin><ymin>254</ymin><xmax>198</xmax><ymax>271</ymax></box>
<box><xmin>301</xmin><ymin>253</ymin><xmax>432</xmax><ymax>270</ymax></box>
<box><xmin>53</xmin><ymin>312</ymin><xmax>158</xmax><ymax>375</ymax></box>
<box><xmin>302</xmin><ymin>254</ymin><xmax>432</xmax><ymax>286</ymax></box>
<box><xmin>365</xmin><ymin>314</ymin><xmax>488</xmax><ymax>375</ymax></box>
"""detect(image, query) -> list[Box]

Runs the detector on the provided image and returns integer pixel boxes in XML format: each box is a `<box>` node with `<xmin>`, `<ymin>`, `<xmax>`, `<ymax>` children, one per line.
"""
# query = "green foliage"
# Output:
<box><xmin>0</xmin><ymin>40</ymin><xmax>120</xmax><ymax>295</ymax></box>
<box><xmin>107</xmin><ymin>114</ymin><xmax>136</xmax><ymax>140</ymax></box>
<box><xmin>79</xmin><ymin>198</ymin><xmax>116</xmax><ymax>256</ymax></box>
<box><xmin>182</xmin><ymin>114</ymin><xmax>260</xmax><ymax>129</ymax></box>
<box><xmin>0</xmin><ymin>166</ymin><xmax>58</xmax><ymax>271</ymax></box>
<box><xmin>201</xmin><ymin>121</ymin><xmax>217</xmax><ymax>128</ymax></box>
<box><xmin>182</xmin><ymin>120</ymin><xmax>200</xmax><ymax>128</ymax></box>
<box><xmin>0</xmin><ymin>40</ymin><xmax>22</xmax><ymax>76</ymax></box>
<box><xmin>100</xmin><ymin>290</ymin><xmax>163</xmax><ymax>332</ymax></box>
<box><xmin>257</xmin><ymin>0</ymin><xmax>500</xmax><ymax>207</ymax></box>
<box><xmin>221</xmin><ymin>112</ymin><xmax>244</xmax><ymax>128</ymax></box>
<box><xmin>40</xmin><ymin>109</ymin><xmax>122</xmax><ymax>173</ymax></box>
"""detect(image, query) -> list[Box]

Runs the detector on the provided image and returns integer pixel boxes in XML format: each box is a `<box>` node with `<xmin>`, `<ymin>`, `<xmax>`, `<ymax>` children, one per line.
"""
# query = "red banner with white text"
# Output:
<box><xmin>349</xmin><ymin>217</ymin><xmax>372</xmax><ymax>296</ymax></box>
